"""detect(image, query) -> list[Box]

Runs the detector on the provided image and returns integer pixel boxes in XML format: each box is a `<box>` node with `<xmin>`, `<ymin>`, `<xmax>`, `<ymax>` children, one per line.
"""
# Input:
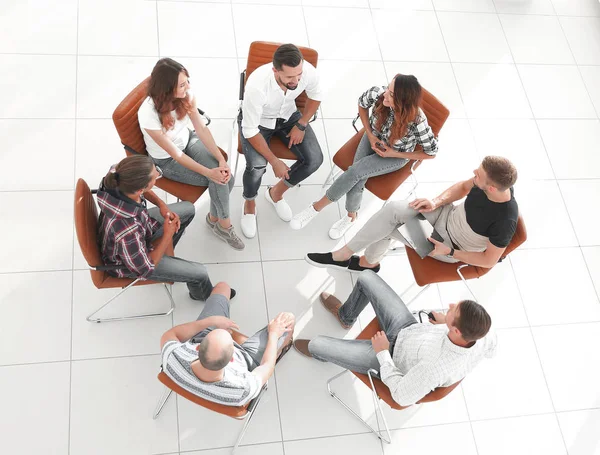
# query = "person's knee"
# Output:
<box><xmin>356</xmin><ymin>269</ymin><xmax>379</xmax><ymax>288</ymax></box>
<box><xmin>179</xmin><ymin>201</ymin><xmax>196</xmax><ymax>222</ymax></box>
<box><xmin>305</xmin><ymin>149</ymin><xmax>324</xmax><ymax>174</ymax></box>
<box><xmin>211</xmin><ymin>281</ymin><xmax>231</xmax><ymax>298</ymax></box>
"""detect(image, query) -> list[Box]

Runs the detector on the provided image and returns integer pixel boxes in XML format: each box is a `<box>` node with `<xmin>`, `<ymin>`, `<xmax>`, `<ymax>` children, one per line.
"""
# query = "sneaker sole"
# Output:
<box><xmin>304</xmin><ymin>254</ymin><xmax>348</xmax><ymax>271</ymax></box>
<box><xmin>264</xmin><ymin>188</ymin><xmax>292</xmax><ymax>222</ymax></box>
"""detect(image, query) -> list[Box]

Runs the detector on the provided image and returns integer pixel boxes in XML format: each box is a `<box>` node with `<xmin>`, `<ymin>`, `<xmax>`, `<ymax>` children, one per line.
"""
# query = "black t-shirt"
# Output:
<box><xmin>464</xmin><ymin>186</ymin><xmax>519</xmax><ymax>248</ymax></box>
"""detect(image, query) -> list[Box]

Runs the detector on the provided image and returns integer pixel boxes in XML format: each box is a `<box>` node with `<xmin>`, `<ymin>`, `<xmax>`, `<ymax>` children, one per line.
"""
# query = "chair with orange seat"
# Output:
<box><xmin>74</xmin><ymin>178</ymin><xmax>175</xmax><ymax>323</ymax></box>
<box><xmin>232</xmin><ymin>41</ymin><xmax>319</xmax><ymax>175</ymax></box>
<box><xmin>324</xmin><ymin>87</ymin><xmax>450</xmax><ymax>201</ymax></box>
<box><xmin>403</xmin><ymin>215</ymin><xmax>527</xmax><ymax>304</ymax></box>
<box><xmin>112</xmin><ymin>77</ymin><xmax>227</xmax><ymax>203</ymax></box>
<box><xmin>327</xmin><ymin>317</ymin><xmax>461</xmax><ymax>443</ymax></box>
<box><xmin>153</xmin><ymin>330</ymin><xmax>268</xmax><ymax>454</ymax></box>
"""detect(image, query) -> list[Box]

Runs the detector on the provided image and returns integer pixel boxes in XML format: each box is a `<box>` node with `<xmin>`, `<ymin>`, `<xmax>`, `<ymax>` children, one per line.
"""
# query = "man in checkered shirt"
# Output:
<box><xmin>294</xmin><ymin>271</ymin><xmax>496</xmax><ymax>406</ymax></box>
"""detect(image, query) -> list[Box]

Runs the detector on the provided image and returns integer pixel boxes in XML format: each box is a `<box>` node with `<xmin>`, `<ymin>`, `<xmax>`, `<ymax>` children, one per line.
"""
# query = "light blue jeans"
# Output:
<box><xmin>308</xmin><ymin>271</ymin><xmax>417</xmax><ymax>374</ymax></box>
<box><xmin>152</xmin><ymin>130</ymin><xmax>234</xmax><ymax>219</ymax></box>
<box><xmin>325</xmin><ymin>133</ymin><xmax>409</xmax><ymax>213</ymax></box>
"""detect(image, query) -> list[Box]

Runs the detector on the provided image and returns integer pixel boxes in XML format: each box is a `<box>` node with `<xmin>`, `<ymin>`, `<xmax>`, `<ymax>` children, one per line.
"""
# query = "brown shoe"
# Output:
<box><xmin>293</xmin><ymin>339</ymin><xmax>313</xmax><ymax>358</ymax></box>
<box><xmin>320</xmin><ymin>292</ymin><xmax>352</xmax><ymax>329</ymax></box>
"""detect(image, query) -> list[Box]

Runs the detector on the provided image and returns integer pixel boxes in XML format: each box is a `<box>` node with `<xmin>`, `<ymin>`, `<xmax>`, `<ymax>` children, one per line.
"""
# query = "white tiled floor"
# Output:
<box><xmin>1</xmin><ymin>0</ymin><xmax>600</xmax><ymax>454</ymax></box>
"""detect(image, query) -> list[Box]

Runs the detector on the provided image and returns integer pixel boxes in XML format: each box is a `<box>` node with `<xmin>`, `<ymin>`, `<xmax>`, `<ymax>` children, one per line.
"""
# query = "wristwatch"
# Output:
<box><xmin>295</xmin><ymin>121</ymin><xmax>307</xmax><ymax>132</ymax></box>
<box><xmin>446</xmin><ymin>247</ymin><xmax>455</xmax><ymax>258</ymax></box>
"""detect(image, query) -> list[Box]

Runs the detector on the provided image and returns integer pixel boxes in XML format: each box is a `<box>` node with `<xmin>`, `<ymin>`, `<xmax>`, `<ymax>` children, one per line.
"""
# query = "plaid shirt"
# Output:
<box><xmin>358</xmin><ymin>85</ymin><xmax>438</xmax><ymax>155</ymax></box>
<box><xmin>97</xmin><ymin>189</ymin><xmax>160</xmax><ymax>279</ymax></box>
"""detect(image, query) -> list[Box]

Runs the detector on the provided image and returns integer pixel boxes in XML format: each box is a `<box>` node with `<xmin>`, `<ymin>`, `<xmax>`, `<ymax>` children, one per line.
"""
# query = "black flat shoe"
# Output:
<box><xmin>348</xmin><ymin>256</ymin><xmax>380</xmax><ymax>273</ymax></box>
<box><xmin>305</xmin><ymin>252</ymin><xmax>350</xmax><ymax>270</ymax></box>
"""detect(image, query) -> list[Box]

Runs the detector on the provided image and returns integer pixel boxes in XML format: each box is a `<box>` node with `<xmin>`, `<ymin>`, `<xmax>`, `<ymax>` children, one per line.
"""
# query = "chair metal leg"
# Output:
<box><xmin>153</xmin><ymin>387</ymin><xmax>173</xmax><ymax>420</ymax></box>
<box><xmin>326</xmin><ymin>369</ymin><xmax>392</xmax><ymax>444</ymax></box>
<box><xmin>321</xmin><ymin>166</ymin><xmax>342</xmax><ymax>189</ymax></box>
<box><xmin>232</xmin><ymin>384</ymin><xmax>268</xmax><ymax>454</ymax></box>
<box><xmin>457</xmin><ymin>264</ymin><xmax>478</xmax><ymax>301</ymax></box>
<box><xmin>86</xmin><ymin>282</ymin><xmax>175</xmax><ymax>323</ymax></box>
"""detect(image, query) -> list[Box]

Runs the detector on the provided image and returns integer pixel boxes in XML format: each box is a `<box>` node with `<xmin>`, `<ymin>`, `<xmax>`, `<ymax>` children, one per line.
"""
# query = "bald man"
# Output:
<box><xmin>160</xmin><ymin>282</ymin><xmax>294</xmax><ymax>406</ymax></box>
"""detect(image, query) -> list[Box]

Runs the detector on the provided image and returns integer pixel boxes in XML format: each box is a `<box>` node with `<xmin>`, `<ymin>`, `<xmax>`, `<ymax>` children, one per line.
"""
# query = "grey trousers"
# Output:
<box><xmin>308</xmin><ymin>271</ymin><xmax>417</xmax><ymax>374</ymax></box>
<box><xmin>152</xmin><ymin>130</ymin><xmax>234</xmax><ymax>219</ymax></box>
<box><xmin>325</xmin><ymin>133</ymin><xmax>408</xmax><ymax>213</ymax></box>
<box><xmin>346</xmin><ymin>200</ymin><xmax>459</xmax><ymax>264</ymax></box>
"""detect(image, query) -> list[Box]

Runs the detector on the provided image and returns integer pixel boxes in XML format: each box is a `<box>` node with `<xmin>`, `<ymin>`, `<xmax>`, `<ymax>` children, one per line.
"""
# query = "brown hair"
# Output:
<box><xmin>102</xmin><ymin>155</ymin><xmax>154</xmax><ymax>194</ymax></box>
<box><xmin>482</xmin><ymin>156</ymin><xmax>518</xmax><ymax>191</ymax></box>
<box><xmin>273</xmin><ymin>44</ymin><xmax>303</xmax><ymax>70</ymax></box>
<box><xmin>198</xmin><ymin>337</ymin><xmax>233</xmax><ymax>371</ymax></box>
<box><xmin>373</xmin><ymin>74</ymin><xmax>422</xmax><ymax>145</ymax></box>
<box><xmin>454</xmin><ymin>300</ymin><xmax>492</xmax><ymax>343</ymax></box>
<box><xmin>148</xmin><ymin>58</ymin><xmax>192</xmax><ymax>131</ymax></box>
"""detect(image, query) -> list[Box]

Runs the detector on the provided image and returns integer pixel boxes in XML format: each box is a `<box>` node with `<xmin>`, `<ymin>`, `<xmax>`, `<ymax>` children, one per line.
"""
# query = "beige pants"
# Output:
<box><xmin>346</xmin><ymin>200</ymin><xmax>459</xmax><ymax>264</ymax></box>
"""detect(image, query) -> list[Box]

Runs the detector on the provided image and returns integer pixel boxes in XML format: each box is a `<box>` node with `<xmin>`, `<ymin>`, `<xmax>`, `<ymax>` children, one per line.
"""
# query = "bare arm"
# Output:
<box><xmin>143</xmin><ymin>189</ymin><xmax>167</xmax><ymax>211</ymax></box>
<box><xmin>148</xmin><ymin>222</ymin><xmax>176</xmax><ymax>267</ymax></box>
<box><xmin>251</xmin><ymin>332</ymin><xmax>280</xmax><ymax>386</ymax></box>
<box><xmin>432</xmin><ymin>178</ymin><xmax>474</xmax><ymax>208</ymax></box>
<box><xmin>160</xmin><ymin>316</ymin><xmax>219</xmax><ymax>349</ymax></box>
<box><xmin>298</xmin><ymin>98</ymin><xmax>320</xmax><ymax>126</ymax></box>
<box><xmin>429</xmin><ymin>237</ymin><xmax>507</xmax><ymax>268</ymax></box>
<box><xmin>145</xmin><ymin>127</ymin><xmax>211</xmax><ymax>176</ymax></box>
<box><xmin>188</xmin><ymin>97</ymin><xmax>225</xmax><ymax>164</ymax></box>
<box><xmin>358</xmin><ymin>105</ymin><xmax>372</xmax><ymax>135</ymax></box>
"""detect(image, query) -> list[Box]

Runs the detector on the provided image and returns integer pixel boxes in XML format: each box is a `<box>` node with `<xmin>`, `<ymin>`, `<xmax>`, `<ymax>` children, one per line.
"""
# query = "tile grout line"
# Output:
<box><xmin>494</xmin><ymin>8</ymin><xmax>571</xmax><ymax>453</ymax></box>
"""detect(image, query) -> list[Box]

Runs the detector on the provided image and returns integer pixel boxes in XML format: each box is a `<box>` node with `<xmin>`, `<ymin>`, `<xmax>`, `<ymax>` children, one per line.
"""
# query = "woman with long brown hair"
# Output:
<box><xmin>138</xmin><ymin>58</ymin><xmax>244</xmax><ymax>250</ymax></box>
<box><xmin>290</xmin><ymin>74</ymin><xmax>439</xmax><ymax>238</ymax></box>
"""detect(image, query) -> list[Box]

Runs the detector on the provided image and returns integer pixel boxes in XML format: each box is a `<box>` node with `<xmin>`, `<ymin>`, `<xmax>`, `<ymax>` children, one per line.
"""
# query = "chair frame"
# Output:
<box><xmin>401</xmin><ymin>263</ymin><xmax>477</xmax><ymax>306</ymax></box>
<box><xmin>153</xmin><ymin>373</ymin><xmax>268</xmax><ymax>453</ymax></box>
<box><xmin>327</xmin><ymin>368</ymin><xmax>392</xmax><ymax>444</ymax></box>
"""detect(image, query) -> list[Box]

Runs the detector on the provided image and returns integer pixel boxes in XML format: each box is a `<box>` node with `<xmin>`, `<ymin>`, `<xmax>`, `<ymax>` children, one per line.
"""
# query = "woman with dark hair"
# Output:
<box><xmin>97</xmin><ymin>155</ymin><xmax>227</xmax><ymax>302</ymax></box>
<box><xmin>290</xmin><ymin>75</ymin><xmax>439</xmax><ymax>238</ymax></box>
<box><xmin>138</xmin><ymin>58</ymin><xmax>244</xmax><ymax>250</ymax></box>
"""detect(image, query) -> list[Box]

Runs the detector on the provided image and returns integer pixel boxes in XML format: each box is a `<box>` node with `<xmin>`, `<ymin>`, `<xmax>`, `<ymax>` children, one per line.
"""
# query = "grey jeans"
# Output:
<box><xmin>240</xmin><ymin>111</ymin><xmax>324</xmax><ymax>200</ymax></box>
<box><xmin>141</xmin><ymin>202</ymin><xmax>213</xmax><ymax>300</ymax></box>
<box><xmin>191</xmin><ymin>293</ymin><xmax>289</xmax><ymax>369</ymax></box>
<box><xmin>152</xmin><ymin>130</ymin><xmax>234</xmax><ymax>219</ymax></box>
<box><xmin>347</xmin><ymin>200</ymin><xmax>459</xmax><ymax>264</ymax></box>
<box><xmin>308</xmin><ymin>271</ymin><xmax>417</xmax><ymax>374</ymax></box>
<box><xmin>326</xmin><ymin>133</ymin><xmax>409</xmax><ymax>213</ymax></box>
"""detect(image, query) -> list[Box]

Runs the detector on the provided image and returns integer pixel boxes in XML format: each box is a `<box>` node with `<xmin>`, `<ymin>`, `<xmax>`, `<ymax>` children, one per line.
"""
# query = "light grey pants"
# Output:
<box><xmin>152</xmin><ymin>130</ymin><xmax>234</xmax><ymax>219</ymax></box>
<box><xmin>308</xmin><ymin>271</ymin><xmax>417</xmax><ymax>374</ymax></box>
<box><xmin>325</xmin><ymin>133</ymin><xmax>409</xmax><ymax>213</ymax></box>
<box><xmin>346</xmin><ymin>200</ymin><xmax>459</xmax><ymax>264</ymax></box>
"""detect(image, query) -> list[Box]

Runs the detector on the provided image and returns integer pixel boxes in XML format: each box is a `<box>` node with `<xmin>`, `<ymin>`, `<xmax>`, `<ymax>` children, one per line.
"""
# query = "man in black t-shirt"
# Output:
<box><xmin>305</xmin><ymin>156</ymin><xmax>519</xmax><ymax>272</ymax></box>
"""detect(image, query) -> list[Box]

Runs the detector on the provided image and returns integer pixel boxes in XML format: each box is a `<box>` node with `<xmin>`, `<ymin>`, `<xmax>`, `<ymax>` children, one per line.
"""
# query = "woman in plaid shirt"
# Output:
<box><xmin>291</xmin><ymin>75</ymin><xmax>439</xmax><ymax>238</ymax></box>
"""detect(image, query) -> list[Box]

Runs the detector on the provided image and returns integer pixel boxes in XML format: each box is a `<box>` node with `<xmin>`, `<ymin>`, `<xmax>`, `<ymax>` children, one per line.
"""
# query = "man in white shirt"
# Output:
<box><xmin>239</xmin><ymin>43</ymin><xmax>324</xmax><ymax>238</ymax></box>
<box><xmin>293</xmin><ymin>271</ymin><xmax>496</xmax><ymax>407</ymax></box>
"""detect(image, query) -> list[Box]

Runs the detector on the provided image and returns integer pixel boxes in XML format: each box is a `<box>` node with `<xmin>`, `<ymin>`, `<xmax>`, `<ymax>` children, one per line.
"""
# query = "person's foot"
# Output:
<box><xmin>305</xmin><ymin>252</ymin><xmax>350</xmax><ymax>271</ymax></box>
<box><xmin>320</xmin><ymin>292</ymin><xmax>352</xmax><ymax>329</ymax></box>
<box><xmin>190</xmin><ymin>288</ymin><xmax>236</xmax><ymax>301</ymax></box>
<box><xmin>328</xmin><ymin>215</ymin><xmax>355</xmax><ymax>240</ymax></box>
<box><xmin>290</xmin><ymin>204</ymin><xmax>319</xmax><ymax>230</ymax></box>
<box><xmin>293</xmin><ymin>339</ymin><xmax>313</xmax><ymax>358</ymax></box>
<box><xmin>241</xmin><ymin>204</ymin><xmax>257</xmax><ymax>238</ymax></box>
<box><xmin>348</xmin><ymin>256</ymin><xmax>381</xmax><ymax>273</ymax></box>
<box><xmin>265</xmin><ymin>187</ymin><xmax>292</xmax><ymax>222</ymax></box>
<box><xmin>212</xmin><ymin>223</ymin><xmax>245</xmax><ymax>250</ymax></box>
<box><xmin>206</xmin><ymin>213</ymin><xmax>217</xmax><ymax>229</ymax></box>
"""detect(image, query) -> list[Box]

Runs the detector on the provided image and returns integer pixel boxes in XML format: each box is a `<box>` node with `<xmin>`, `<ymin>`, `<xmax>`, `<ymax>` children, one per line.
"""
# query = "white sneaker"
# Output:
<box><xmin>290</xmin><ymin>204</ymin><xmax>319</xmax><ymax>230</ymax></box>
<box><xmin>264</xmin><ymin>187</ymin><xmax>292</xmax><ymax>222</ymax></box>
<box><xmin>328</xmin><ymin>215</ymin><xmax>355</xmax><ymax>240</ymax></box>
<box><xmin>240</xmin><ymin>204</ymin><xmax>257</xmax><ymax>238</ymax></box>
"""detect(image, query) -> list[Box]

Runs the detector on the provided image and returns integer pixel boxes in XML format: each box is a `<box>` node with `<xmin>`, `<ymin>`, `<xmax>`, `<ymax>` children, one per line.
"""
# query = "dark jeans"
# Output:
<box><xmin>308</xmin><ymin>271</ymin><xmax>417</xmax><ymax>374</ymax></box>
<box><xmin>239</xmin><ymin>110</ymin><xmax>324</xmax><ymax>200</ymax></box>
<box><xmin>138</xmin><ymin>202</ymin><xmax>213</xmax><ymax>300</ymax></box>
<box><xmin>191</xmin><ymin>293</ymin><xmax>289</xmax><ymax>369</ymax></box>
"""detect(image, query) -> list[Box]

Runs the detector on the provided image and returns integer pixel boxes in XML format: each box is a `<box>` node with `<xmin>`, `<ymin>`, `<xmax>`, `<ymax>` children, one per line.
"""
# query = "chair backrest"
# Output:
<box><xmin>355</xmin><ymin>318</ymin><xmax>461</xmax><ymax>410</ymax></box>
<box><xmin>74</xmin><ymin>179</ymin><xmax>108</xmax><ymax>288</ymax></box>
<box><xmin>112</xmin><ymin>77</ymin><xmax>151</xmax><ymax>156</ymax></box>
<box><xmin>243</xmin><ymin>41</ymin><xmax>319</xmax><ymax>113</ymax></box>
<box><xmin>501</xmin><ymin>214</ymin><xmax>527</xmax><ymax>259</ymax></box>
<box><xmin>420</xmin><ymin>88</ymin><xmax>449</xmax><ymax>139</ymax></box>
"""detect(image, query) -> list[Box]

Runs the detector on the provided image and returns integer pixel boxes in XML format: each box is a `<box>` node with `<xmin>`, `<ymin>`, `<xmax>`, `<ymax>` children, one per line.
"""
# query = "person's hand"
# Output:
<box><xmin>286</xmin><ymin>125</ymin><xmax>305</xmax><ymax>148</ymax></box>
<box><xmin>367</xmin><ymin>132</ymin><xmax>380</xmax><ymax>151</ymax></box>
<box><xmin>208</xmin><ymin>315</ymin><xmax>240</xmax><ymax>332</ymax></box>
<box><xmin>371</xmin><ymin>331</ymin><xmax>390</xmax><ymax>353</ymax></box>
<box><xmin>163</xmin><ymin>212</ymin><xmax>178</xmax><ymax>238</ymax></box>
<box><xmin>409</xmin><ymin>198</ymin><xmax>436</xmax><ymax>212</ymax></box>
<box><xmin>218</xmin><ymin>159</ymin><xmax>232</xmax><ymax>184</ymax></box>
<box><xmin>429</xmin><ymin>311</ymin><xmax>446</xmax><ymax>325</ymax></box>
<box><xmin>207</xmin><ymin>167</ymin><xmax>230</xmax><ymax>185</ymax></box>
<box><xmin>428</xmin><ymin>237</ymin><xmax>451</xmax><ymax>257</ymax></box>
<box><xmin>372</xmin><ymin>141</ymin><xmax>397</xmax><ymax>158</ymax></box>
<box><xmin>271</xmin><ymin>158</ymin><xmax>291</xmax><ymax>180</ymax></box>
<box><xmin>268</xmin><ymin>312</ymin><xmax>294</xmax><ymax>338</ymax></box>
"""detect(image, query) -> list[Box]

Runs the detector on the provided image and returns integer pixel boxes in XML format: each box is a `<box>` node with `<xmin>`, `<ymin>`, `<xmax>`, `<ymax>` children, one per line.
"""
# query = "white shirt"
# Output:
<box><xmin>241</xmin><ymin>62</ymin><xmax>323</xmax><ymax>139</ymax></box>
<box><xmin>376</xmin><ymin>323</ymin><xmax>497</xmax><ymax>406</ymax></box>
<box><xmin>138</xmin><ymin>93</ymin><xmax>194</xmax><ymax>160</ymax></box>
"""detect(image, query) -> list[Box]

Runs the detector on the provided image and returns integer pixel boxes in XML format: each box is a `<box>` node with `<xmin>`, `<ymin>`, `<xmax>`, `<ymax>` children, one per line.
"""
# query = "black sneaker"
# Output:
<box><xmin>189</xmin><ymin>288</ymin><xmax>236</xmax><ymax>301</ymax></box>
<box><xmin>305</xmin><ymin>252</ymin><xmax>350</xmax><ymax>271</ymax></box>
<box><xmin>348</xmin><ymin>256</ymin><xmax>380</xmax><ymax>273</ymax></box>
